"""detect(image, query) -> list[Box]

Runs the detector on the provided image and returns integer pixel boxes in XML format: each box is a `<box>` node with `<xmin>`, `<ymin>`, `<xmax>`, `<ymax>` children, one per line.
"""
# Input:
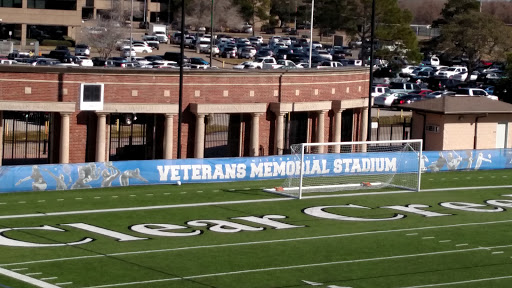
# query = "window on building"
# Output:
<box><xmin>27</xmin><ymin>0</ymin><xmax>76</xmax><ymax>10</ymax></box>
<box><xmin>0</xmin><ymin>0</ymin><xmax>22</xmax><ymax>8</ymax></box>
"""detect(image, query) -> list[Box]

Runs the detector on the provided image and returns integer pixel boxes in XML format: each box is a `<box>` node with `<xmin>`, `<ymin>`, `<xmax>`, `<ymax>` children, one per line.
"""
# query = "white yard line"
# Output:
<box><xmin>398</xmin><ymin>275</ymin><xmax>512</xmax><ymax>287</ymax></box>
<box><xmin>80</xmin><ymin>246</ymin><xmax>504</xmax><ymax>288</ymax></box>
<box><xmin>3</xmin><ymin>219</ymin><xmax>512</xmax><ymax>267</ymax></box>
<box><xmin>0</xmin><ymin>267</ymin><xmax>61</xmax><ymax>288</ymax></box>
<box><xmin>2</xmin><ymin>184</ymin><xmax>512</xmax><ymax>220</ymax></box>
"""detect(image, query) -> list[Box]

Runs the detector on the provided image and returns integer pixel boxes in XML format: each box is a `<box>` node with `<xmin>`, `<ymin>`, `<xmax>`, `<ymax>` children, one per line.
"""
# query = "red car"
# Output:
<box><xmin>418</xmin><ymin>89</ymin><xmax>433</xmax><ymax>97</ymax></box>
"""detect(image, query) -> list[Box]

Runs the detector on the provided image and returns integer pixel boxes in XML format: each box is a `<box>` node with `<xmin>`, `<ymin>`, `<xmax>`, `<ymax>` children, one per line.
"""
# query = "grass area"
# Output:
<box><xmin>0</xmin><ymin>169</ymin><xmax>511</xmax><ymax>288</ymax></box>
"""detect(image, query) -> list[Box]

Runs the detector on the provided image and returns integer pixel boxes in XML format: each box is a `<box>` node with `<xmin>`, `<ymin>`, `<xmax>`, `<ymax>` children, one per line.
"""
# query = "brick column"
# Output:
<box><xmin>163</xmin><ymin>113</ymin><xmax>175</xmax><ymax>159</ymax></box>
<box><xmin>361</xmin><ymin>107</ymin><xmax>368</xmax><ymax>142</ymax></box>
<box><xmin>250</xmin><ymin>113</ymin><xmax>262</xmax><ymax>156</ymax></box>
<box><xmin>316</xmin><ymin>110</ymin><xmax>327</xmax><ymax>153</ymax></box>
<box><xmin>59</xmin><ymin>112</ymin><xmax>71</xmax><ymax>164</ymax></box>
<box><xmin>275</xmin><ymin>112</ymin><xmax>285</xmax><ymax>155</ymax></box>
<box><xmin>95</xmin><ymin>112</ymin><xmax>108</xmax><ymax>162</ymax></box>
<box><xmin>360</xmin><ymin>107</ymin><xmax>368</xmax><ymax>152</ymax></box>
<box><xmin>333</xmin><ymin>108</ymin><xmax>344</xmax><ymax>153</ymax></box>
<box><xmin>194</xmin><ymin>114</ymin><xmax>206</xmax><ymax>158</ymax></box>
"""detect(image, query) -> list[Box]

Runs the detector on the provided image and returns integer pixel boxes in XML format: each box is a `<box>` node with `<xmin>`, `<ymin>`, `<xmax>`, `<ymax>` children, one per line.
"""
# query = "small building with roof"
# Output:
<box><xmin>403</xmin><ymin>96</ymin><xmax>512</xmax><ymax>151</ymax></box>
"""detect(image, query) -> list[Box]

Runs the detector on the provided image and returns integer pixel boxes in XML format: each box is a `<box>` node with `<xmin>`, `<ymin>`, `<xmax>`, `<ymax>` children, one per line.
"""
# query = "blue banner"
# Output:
<box><xmin>0</xmin><ymin>148</ymin><xmax>510</xmax><ymax>193</ymax></box>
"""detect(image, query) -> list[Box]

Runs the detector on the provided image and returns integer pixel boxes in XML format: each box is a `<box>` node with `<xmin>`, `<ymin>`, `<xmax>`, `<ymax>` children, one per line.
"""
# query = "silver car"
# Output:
<box><xmin>75</xmin><ymin>44</ymin><xmax>90</xmax><ymax>56</ymax></box>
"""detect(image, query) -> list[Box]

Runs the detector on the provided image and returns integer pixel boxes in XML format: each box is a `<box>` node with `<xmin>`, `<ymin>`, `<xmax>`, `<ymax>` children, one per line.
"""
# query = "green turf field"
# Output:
<box><xmin>1</xmin><ymin>169</ymin><xmax>512</xmax><ymax>288</ymax></box>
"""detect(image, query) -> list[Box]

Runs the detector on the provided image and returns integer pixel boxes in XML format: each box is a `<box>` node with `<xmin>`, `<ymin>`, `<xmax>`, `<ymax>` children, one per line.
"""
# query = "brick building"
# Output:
<box><xmin>0</xmin><ymin>66</ymin><xmax>370</xmax><ymax>165</ymax></box>
<box><xmin>408</xmin><ymin>96</ymin><xmax>512</xmax><ymax>150</ymax></box>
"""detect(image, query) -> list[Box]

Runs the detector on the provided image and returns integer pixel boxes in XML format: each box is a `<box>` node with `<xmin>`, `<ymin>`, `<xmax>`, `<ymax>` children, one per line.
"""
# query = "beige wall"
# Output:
<box><xmin>0</xmin><ymin>8</ymin><xmax>83</xmax><ymax>27</ymax></box>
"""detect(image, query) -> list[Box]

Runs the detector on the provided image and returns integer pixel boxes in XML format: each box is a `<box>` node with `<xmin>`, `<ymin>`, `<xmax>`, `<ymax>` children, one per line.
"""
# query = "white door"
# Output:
<box><xmin>496</xmin><ymin>123</ymin><xmax>508</xmax><ymax>148</ymax></box>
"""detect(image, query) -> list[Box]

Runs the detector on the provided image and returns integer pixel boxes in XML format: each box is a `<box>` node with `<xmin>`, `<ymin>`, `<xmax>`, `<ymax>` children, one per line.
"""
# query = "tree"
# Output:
<box><xmin>233</xmin><ymin>0</ymin><xmax>271</xmax><ymax>29</ymax></box>
<box><xmin>80</xmin><ymin>18</ymin><xmax>128</xmax><ymax>60</ymax></box>
<box><xmin>437</xmin><ymin>11</ymin><xmax>512</xmax><ymax>79</ymax></box>
<box><xmin>432</xmin><ymin>0</ymin><xmax>479</xmax><ymax>26</ymax></box>
<box><xmin>338</xmin><ymin>0</ymin><xmax>422</xmax><ymax>64</ymax></box>
<box><xmin>186</xmin><ymin>0</ymin><xmax>244</xmax><ymax>31</ymax></box>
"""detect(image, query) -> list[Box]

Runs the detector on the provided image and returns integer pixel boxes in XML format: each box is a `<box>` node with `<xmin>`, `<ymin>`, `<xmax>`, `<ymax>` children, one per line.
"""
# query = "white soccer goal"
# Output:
<box><xmin>264</xmin><ymin>140</ymin><xmax>423</xmax><ymax>199</ymax></box>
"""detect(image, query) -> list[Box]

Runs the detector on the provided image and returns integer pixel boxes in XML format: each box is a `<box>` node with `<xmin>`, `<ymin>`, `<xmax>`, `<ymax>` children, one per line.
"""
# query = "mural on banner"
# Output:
<box><xmin>1</xmin><ymin>149</ymin><xmax>510</xmax><ymax>193</ymax></box>
<box><xmin>13</xmin><ymin>162</ymin><xmax>148</xmax><ymax>192</ymax></box>
<box><xmin>421</xmin><ymin>150</ymin><xmax>494</xmax><ymax>173</ymax></box>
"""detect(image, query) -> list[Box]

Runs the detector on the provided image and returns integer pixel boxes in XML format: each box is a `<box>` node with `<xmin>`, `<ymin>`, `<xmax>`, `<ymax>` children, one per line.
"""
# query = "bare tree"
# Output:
<box><xmin>80</xmin><ymin>18</ymin><xmax>129</xmax><ymax>60</ymax></box>
<box><xmin>399</xmin><ymin>0</ymin><xmax>445</xmax><ymax>25</ymax></box>
<box><xmin>185</xmin><ymin>0</ymin><xmax>244</xmax><ymax>31</ymax></box>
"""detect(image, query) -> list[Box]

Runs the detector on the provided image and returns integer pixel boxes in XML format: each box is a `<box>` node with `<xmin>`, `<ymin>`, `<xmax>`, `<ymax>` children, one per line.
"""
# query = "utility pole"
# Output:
<box><xmin>308</xmin><ymin>0</ymin><xmax>314</xmax><ymax>68</ymax></box>
<box><xmin>366</xmin><ymin>0</ymin><xmax>376</xmax><ymax>141</ymax></box>
<box><xmin>210</xmin><ymin>0</ymin><xmax>214</xmax><ymax>67</ymax></box>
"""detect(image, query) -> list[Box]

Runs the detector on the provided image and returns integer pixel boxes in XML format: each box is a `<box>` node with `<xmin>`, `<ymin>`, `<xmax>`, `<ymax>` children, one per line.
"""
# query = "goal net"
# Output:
<box><xmin>264</xmin><ymin>140</ymin><xmax>423</xmax><ymax>199</ymax></box>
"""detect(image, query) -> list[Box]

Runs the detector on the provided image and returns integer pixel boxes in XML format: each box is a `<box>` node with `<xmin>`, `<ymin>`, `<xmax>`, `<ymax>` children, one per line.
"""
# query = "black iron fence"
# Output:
<box><xmin>371</xmin><ymin>116</ymin><xmax>412</xmax><ymax>142</ymax></box>
<box><xmin>2</xmin><ymin>111</ymin><xmax>51</xmax><ymax>165</ymax></box>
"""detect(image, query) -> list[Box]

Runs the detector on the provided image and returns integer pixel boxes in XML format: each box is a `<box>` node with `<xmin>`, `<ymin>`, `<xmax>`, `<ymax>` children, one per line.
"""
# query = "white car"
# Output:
<box><xmin>76</xmin><ymin>56</ymin><xmax>93</xmax><ymax>67</ymax></box>
<box><xmin>400</xmin><ymin>65</ymin><xmax>417</xmax><ymax>75</ymax></box>
<box><xmin>121</xmin><ymin>43</ymin><xmax>152</xmax><ymax>54</ymax></box>
<box><xmin>373</xmin><ymin>92</ymin><xmax>406</xmax><ymax>107</ymax></box>
<box><xmin>233</xmin><ymin>61</ymin><xmax>253</xmax><ymax>69</ymax></box>
<box><xmin>120</xmin><ymin>48</ymin><xmax>136</xmax><ymax>57</ymax></box>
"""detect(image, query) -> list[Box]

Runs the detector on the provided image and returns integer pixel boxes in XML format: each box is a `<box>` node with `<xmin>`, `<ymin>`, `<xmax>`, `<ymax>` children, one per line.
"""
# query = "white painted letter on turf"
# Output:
<box><xmin>62</xmin><ymin>223</ymin><xmax>147</xmax><ymax>241</ymax></box>
<box><xmin>381</xmin><ymin>204</ymin><xmax>453</xmax><ymax>217</ymax></box>
<box><xmin>439</xmin><ymin>202</ymin><xmax>505</xmax><ymax>213</ymax></box>
<box><xmin>303</xmin><ymin>205</ymin><xmax>405</xmax><ymax>221</ymax></box>
<box><xmin>187</xmin><ymin>220</ymin><xmax>264</xmax><ymax>233</ymax></box>
<box><xmin>130</xmin><ymin>224</ymin><xmax>201</xmax><ymax>237</ymax></box>
<box><xmin>233</xmin><ymin>215</ymin><xmax>305</xmax><ymax>229</ymax></box>
<box><xmin>0</xmin><ymin>226</ymin><xmax>93</xmax><ymax>247</ymax></box>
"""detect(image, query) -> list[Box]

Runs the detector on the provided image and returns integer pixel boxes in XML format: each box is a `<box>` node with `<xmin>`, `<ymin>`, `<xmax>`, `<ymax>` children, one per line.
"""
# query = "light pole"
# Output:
<box><xmin>308</xmin><ymin>0</ymin><xmax>314</xmax><ymax>68</ymax></box>
<box><xmin>129</xmin><ymin>0</ymin><xmax>133</xmax><ymax>62</ymax></box>
<box><xmin>143</xmin><ymin>0</ymin><xmax>147</xmax><ymax>24</ymax></box>
<box><xmin>177</xmin><ymin>0</ymin><xmax>185</xmax><ymax>159</ymax></box>
<box><xmin>210</xmin><ymin>0</ymin><xmax>214</xmax><ymax>67</ymax></box>
<box><xmin>366</xmin><ymin>0</ymin><xmax>376</xmax><ymax>141</ymax></box>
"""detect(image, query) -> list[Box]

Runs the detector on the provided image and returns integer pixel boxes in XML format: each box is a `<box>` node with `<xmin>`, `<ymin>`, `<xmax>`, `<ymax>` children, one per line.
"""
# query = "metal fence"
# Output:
<box><xmin>109</xmin><ymin>114</ymin><xmax>149</xmax><ymax>161</ymax></box>
<box><xmin>371</xmin><ymin>117</ymin><xmax>412</xmax><ymax>142</ymax></box>
<box><xmin>2</xmin><ymin>111</ymin><xmax>51</xmax><ymax>165</ymax></box>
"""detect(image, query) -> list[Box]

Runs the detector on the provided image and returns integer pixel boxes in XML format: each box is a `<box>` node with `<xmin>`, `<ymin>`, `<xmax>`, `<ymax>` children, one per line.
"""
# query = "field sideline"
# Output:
<box><xmin>1</xmin><ymin>169</ymin><xmax>512</xmax><ymax>288</ymax></box>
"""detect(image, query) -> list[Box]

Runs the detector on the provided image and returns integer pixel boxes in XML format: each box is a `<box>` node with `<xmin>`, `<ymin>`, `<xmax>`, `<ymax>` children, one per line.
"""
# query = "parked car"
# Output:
<box><xmin>455</xmin><ymin>88</ymin><xmax>498</xmax><ymax>100</ymax></box>
<box><xmin>373</xmin><ymin>92</ymin><xmax>407</xmax><ymax>107</ymax></box>
<box><xmin>221</xmin><ymin>47</ymin><xmax>237</xmax><ymax>58</ymax></box>
<box><xmin>189</xmin><ymin>57</ymin><xmax>209</xmax><ymax>69</ymax></box>
<box><xmin>371</xmin><ymin>85</ymin><xmax>391</xmax><ymax>97</ymax></box>
<box><xmin>141</xmin><ymin>35</ymin><xmax>160</xmax><ymax>50</ymax></box>
<box><xmin>74</xmin><ymin>44</ymin><xmax>90</xmax><ymax>56</ymax></box>
<box><xmin>392</xmin><ymin>94</ymin><xmax>423</xmax><ymax>107</ymax></box>
<box><xmin>121</xmin><ymin>43</ymin><xmax>152</xmax><ymax>54</ymax></box>
<box><xmin>76</xmin><ymin>56</ymin><xmax>93</xmax><ymax>67</ymax></box>
<box><xmin>425</xmin><ymin>91</ymin><xmax>456</xmax><ymax>99</ymax></box>
<box><xmin>436</xmin><ymin>66</ymin><xmax>468</xmax><ymax>79</ymax></box>
<box><xmin>151</xmin><ymin>60</ymin><xmax>179</xmax><ymax>69</ymax></box>
<box><xmin>316</xmin><ymin>61</ymin><xmax>343</xmax><ymax>69</ymax></box>
<box><xmin>120</xmin><ymin>48</ymin><xmax>136</xmax><ymax>57</ymax></box>
<box><xmin>239</xmin><ymin>47</ymin><xmax>256</xmax><ymax>59</ymax></box>
<box><xmin>233</xmin><ymin>61</ymin><xmax>254</xmax><ymax>69</ymax></box>
<box><xmin>163</xmin><ymin>52</ymin><xmax>190</xmax><ymax>65</ymax></box>
<box><xmin>388</xmin><ymin>82</ymin><xmax>421</xmax><ymax>94</ymax></box>
<box><xmin>48</xmin><ymin>50</ymin><xmax>75</xmax><ymax>63</ymax></box>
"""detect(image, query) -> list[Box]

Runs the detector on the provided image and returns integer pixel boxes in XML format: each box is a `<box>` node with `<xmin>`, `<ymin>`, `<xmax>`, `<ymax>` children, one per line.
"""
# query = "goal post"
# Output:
<box><xmin>264</xmin><ymin>139</ymin><xmax>423</xmax><ymax>199</ymax></box>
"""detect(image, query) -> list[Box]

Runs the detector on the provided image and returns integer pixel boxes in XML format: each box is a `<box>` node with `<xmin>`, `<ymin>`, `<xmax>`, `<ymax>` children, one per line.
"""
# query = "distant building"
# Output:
<box><xmin>0</xmin><ymin>0</ymin><xmax>162</xmax><ymax>47</ymax></box>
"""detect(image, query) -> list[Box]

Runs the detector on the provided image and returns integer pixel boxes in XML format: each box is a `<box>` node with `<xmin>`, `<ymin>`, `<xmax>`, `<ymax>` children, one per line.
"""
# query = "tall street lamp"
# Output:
<box><xmin>177</xmin><ymin>0</ymin><xmax>185</xmax><ymax>159</ymax></box>
<box><xmin>366</xmin><ymin>0</ymin><xmax>376</xmax><ymax>141</ymax></box>
<box><xmin>129</xmin><ymin>0</ymin><xmax>133</xmax><ymax>62</ymax></box>
<box><xmin>210</xmin><ymin>0</ymin><xmax>214</xmax><ymax>67</ymax></box>
<box><xmin>308</xmin><ymin>0</ymin><xmax>314</xmax><ymax>68</ymax></box>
